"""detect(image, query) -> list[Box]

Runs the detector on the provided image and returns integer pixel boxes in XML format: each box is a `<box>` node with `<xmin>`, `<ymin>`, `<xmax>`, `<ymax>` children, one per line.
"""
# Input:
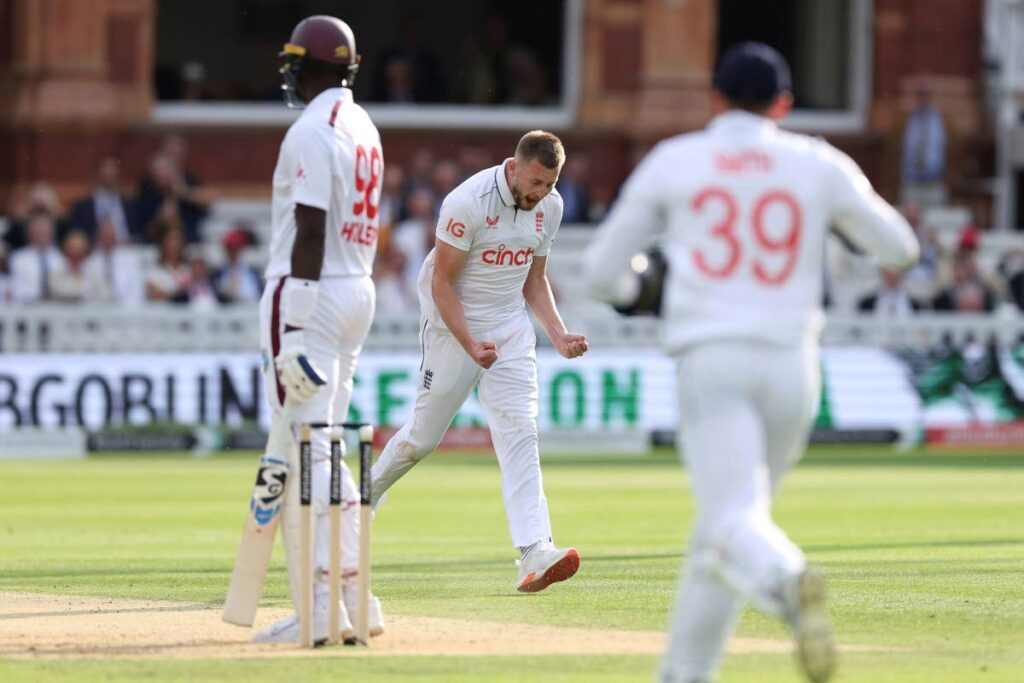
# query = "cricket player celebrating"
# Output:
<box><xmin>584</xmin><ymin>44</ymin><xmax>919</xmax><ymax>682</ymax></box>
<box><xmin>371</xmin><ymin>131</ymin><xmax>588</xmax><ymax>592</ymax></box>
<box><xmin>253</xmin><ymin>15</ymin><xmax>384</xmax><ymax>643</ymax></box>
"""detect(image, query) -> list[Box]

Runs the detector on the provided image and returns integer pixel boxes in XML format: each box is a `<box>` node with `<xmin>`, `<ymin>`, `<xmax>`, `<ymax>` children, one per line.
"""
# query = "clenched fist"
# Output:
<box><xmin>469</xmin><ymin>340</ymin><xmax>499</xmax><ymax>369</ymax></box>
<box><xmin>555</xmin><ymin>333</ymin><xmax>588</xmax><ymax>359</ymax></box>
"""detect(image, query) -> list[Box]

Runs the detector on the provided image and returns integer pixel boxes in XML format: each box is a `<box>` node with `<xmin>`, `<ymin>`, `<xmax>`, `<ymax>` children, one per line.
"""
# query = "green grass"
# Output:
<box><xmin>1</xmin><ymin>446</ymin><xmax>1022</xmax><ymax>681</ymax></box>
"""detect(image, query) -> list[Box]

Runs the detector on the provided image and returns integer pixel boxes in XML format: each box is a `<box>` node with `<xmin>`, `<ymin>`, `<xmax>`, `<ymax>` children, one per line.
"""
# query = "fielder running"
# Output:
<box><xmin>371</xmin><ymin>131</ymin><xmax>587</xmax><ymax>592</ymax></box>
<box><xmin>583</xmin><ymin>43</ymin><xmax>919</xmax><ymax>683</ymax></box>
<box><xmin>254</xmin><ymin>15</ymin><xmax>384</xmax><ymax>643</ymax></box>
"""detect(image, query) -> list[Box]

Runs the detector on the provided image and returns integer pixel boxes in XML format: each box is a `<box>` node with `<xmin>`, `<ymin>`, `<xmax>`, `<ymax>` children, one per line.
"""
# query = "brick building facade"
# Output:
<box><xmin>0</xmin><ymin>0</ymin><xmax>990</xmax><ymax>218</ymax></box>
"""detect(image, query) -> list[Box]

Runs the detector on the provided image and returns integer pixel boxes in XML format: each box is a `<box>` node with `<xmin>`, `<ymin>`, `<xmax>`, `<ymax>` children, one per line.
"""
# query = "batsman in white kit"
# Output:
<box><xmin>584</xmin><ymin>44</ymin><xmax>920</xmax><ymax>683</ymax></box>
<box><xmin>371</xmin><ymin>131</ymin><xmax>588</xmax><ymax>592</ymax></box>
<box><xmin>250</xmin><ymin>15</ymin><xmax>384</xmax><ymax>643</ymax></box>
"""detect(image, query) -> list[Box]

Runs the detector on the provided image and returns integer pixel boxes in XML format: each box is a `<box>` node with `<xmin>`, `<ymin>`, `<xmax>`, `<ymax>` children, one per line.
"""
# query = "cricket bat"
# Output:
<box><xmin>222</xmin><ymin>401</ymin><xmax>294</xmax><ymax>627</ymax></box>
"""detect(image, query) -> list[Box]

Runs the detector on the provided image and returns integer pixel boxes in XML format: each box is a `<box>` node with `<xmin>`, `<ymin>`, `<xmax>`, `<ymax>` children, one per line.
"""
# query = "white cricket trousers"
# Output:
<box><xmin>370</xmin><ymin>312</ymin><xmax>553</xmax><ymax>549</ymax></box>
<box><xmin>660</xmin><ymin>341</ymin><xmax>820</xmax><ymax>683</ymax></box>
<box><xmin>259</xmin><ymin>275</ymin><xmax>375</xmax><ymax>603</ymax></box>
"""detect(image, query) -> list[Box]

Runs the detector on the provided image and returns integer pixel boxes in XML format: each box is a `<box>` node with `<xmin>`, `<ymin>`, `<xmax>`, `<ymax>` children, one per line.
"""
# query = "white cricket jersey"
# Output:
<box><xmin>265</xmin><ymin>88</ymin><xmax>383</xmax><ymax>279</ymax></box>
<box><xmin>583</xmin><ymin>111</ymin><xmax>920</xmax><ymax>352</ymax></box>
<box><xmin>417</xmin><ymin>160</ymin><xmax>563</xmax><ymax>333</ymax></box>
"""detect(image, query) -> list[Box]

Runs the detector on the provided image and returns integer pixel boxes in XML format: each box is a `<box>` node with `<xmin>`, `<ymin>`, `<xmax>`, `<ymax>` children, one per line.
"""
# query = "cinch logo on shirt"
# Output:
<box><xmin>482</xmin><ymin>244</ymin><xmax>535</xmax><ymax>266</ymax></box>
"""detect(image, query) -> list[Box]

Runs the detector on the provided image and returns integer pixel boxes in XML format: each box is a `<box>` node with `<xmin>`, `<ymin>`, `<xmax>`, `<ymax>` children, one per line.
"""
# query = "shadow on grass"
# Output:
<box><xmin>2</xmin><ymin>603</ymin><xmax>213</xmax><ymax>620</ymax></box>
<box><xmin>799</xmin><ymin>450</ymin><xmax>1024</xmax><ymax>470</ymax></box>
<box><xmin>806</xmin><ymin>537</ymin><xmax>1024</xmax><ymax>554</ymax></box>
<box><xmin>419</xmin><ymin>448</ymin><xmax>1024</xmax><ymax>471</ymax></box>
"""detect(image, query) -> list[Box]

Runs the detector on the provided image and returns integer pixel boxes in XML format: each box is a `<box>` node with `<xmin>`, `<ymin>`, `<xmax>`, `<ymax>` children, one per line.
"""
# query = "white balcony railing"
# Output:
<box><xmin>1</xmin><ymin>304</ymin><xmax>1021</xmax><ymax>353</ymax></box>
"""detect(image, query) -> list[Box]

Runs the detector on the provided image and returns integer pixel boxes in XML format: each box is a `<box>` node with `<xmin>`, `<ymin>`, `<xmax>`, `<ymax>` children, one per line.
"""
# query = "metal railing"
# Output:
<box><xmin>1</xmin><ymin>304</ymin><xmax>1021</xmax><ymax>353</ymax></box>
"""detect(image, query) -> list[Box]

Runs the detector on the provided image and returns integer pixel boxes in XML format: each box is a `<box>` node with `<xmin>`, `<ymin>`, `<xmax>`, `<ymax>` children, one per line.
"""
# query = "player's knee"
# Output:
<box><xmin>493</xmin><ymin>414</ymin><xmax>537</xmax><ymax>446</ymax></box>
<box><xmin>395</xmin><ymin>438</ymin><xmax>432</xmax><ymax>464</ymax></box>
<box><xmin>704</xmin><ymin>506</ymin><xmax>762</xmax><ymax>547</ymax></box>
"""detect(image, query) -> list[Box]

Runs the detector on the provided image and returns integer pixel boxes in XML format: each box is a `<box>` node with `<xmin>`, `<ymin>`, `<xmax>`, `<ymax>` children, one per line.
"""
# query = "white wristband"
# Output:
<box><xmin>282</xmin><ymin>278</ymin><xmax>319</xmax><ymax>328</ymax></box>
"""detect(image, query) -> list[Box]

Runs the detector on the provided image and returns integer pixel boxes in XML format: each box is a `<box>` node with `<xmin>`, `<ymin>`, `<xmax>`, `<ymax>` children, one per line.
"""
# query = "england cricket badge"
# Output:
<box><xmin>250</xmin><ymin>456</ymin><xmax>289</xmax><ymax>526</ymax></box>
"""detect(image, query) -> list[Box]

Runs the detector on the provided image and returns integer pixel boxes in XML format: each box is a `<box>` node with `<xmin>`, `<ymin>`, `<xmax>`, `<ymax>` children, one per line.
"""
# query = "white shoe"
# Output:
<box><xmin>516</xmin><ymin>543</ymin><xmax>580</xmax><ymax>593</ymax></box>
<box><xmin>784</xmin><ymin>566</ymin><xmax>836</xmax><ymax>683</ymax></box>
<box><xmin>343</xmin><ymin>583</ymin><xmax>385</xmax><ymax>637</ymax></box>
<box><xmin>251</xmin><ymin>595</ymin><xmax>354</xmax><ymax>644</ymax></box>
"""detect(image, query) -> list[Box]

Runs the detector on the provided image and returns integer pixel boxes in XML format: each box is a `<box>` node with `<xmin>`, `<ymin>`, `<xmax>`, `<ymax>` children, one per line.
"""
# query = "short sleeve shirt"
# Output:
<box><xmin>265</xmin><ymin>88</ymin><xmax>384</xmax><ymax>279</ymax></box>
<box><xmin>417</xmin><ymin>160</ymin><xmax>563</xmax><ymax>333</ymax></box>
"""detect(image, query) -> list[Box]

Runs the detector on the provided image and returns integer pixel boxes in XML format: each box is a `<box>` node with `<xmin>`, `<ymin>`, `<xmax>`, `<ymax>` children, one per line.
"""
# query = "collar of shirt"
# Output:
<box><xmin>708</xmin><ymin>110</ymin><xmax>778</xmax><ymax>139</ymax></box>
<box><xmin>494</xmin><ymin>158</ymin><xmax>515</xmax><ymax>208</ymax></box>
<box><xmin>302</xmin><ymin>87</ymin><xmax>352</xmax><ymax>115</ymax></box>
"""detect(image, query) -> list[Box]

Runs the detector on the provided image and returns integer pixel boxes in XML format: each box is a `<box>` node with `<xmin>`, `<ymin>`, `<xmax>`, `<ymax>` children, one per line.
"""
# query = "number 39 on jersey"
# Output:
<box><xmin>691</xmin><ymin>187</ymin><xmax>803</xmax><ymax>286</ymax></box>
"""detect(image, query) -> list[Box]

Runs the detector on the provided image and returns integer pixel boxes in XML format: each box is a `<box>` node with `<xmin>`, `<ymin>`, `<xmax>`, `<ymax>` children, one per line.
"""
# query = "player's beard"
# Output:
<box><xmin>510</xmin><ymin>185</ymin><xmax>539</xmax><ymax>211</ymax></box>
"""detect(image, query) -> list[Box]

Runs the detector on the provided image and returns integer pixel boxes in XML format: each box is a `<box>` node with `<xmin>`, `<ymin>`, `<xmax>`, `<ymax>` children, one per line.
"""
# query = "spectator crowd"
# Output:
<box><xmin>0</xmin><ymin>135</ymin><xmax>260</xmax><ymax>308</ymax></box>
<box><xmin>3</xmin><ymin>131</ymin><xmax>1022</xmax><ymax>322</ymax></box>
<box><xmin>853</xmin><ymin>205</ymin><xmax>1014</xmax><ymax>317</ymax></box>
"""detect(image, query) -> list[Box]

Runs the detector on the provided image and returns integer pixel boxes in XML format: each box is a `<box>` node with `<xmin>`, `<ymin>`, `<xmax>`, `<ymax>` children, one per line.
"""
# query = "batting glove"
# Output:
<box><xmin>275</xmin><ymin>327</ymin><xmax>326</xmax><ymax>404</ymax></box>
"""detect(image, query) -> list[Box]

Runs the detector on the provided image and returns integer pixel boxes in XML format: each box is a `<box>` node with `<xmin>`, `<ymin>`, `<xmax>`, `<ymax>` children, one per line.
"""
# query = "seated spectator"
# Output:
<box><xmin>505</xmin><ymin>49</ymin><xmax>550</xmax><ymax>106</ymax></box>
<box><xmin>858</xmin><ymin>268</ymin><xmax>922</xmax><ymax>318</ymax></box>
<box><xmin>370</xmin><ymin>18</ymin><xmax>446</xmax><ymax>103</ymax></box>
<box><xmin>379</xmin><ymin>164</ymin><xmax>405</xmax><ymax>230</ymax></box>
<box><xmin>145</xmin><ymin>229</ymin><xmax>191</xmax><ymax>302</ymax></box>
<box><xmin>378</xmin><ymin>56</ymin><xmax>417</xmax><ymax>103</ymax></box>
<box><xmin>83</xmin><ymin>219</ymin><xmax>145</xmax><ymax>305</ymax></box>
<box><xmin>214</xmin><ymin>227</ymin><xmax>262</xmax><ymax>303</ymax></box>
<box><xmin>0</xmin><ymin>243</ymin><xmax>12</xmax><ymax>304</ymax></box>
<box><xmin>49</xmin><ymin>231</ymin><xmax>106</xmax><ymax>302</ymax></box>
<box><xmin>998</xmin><ymin>248</ymin><xmax>1024</xmax><ymax>312</ymax></box>
<box><xmin>432</xmin><ymin>161</ymin><xmax>461</xmax><ymax>216</ymax></box>
<box><xmin>70</xmin><ymin>156</ymin><xmax>137</xmax><ymax>243</ymax></box>
<box><xmin>392</xmin><ymin>187</ymin><xmax>437</xmax><ymax>291</ymax></box>
<box><xmin>932</xmin><ymin>248</ymin><xmax>996</xmax><ymax>312</ymax></box>
<box><xmin>138</xmin><ymin>136</ymin><xmax>211</xmax><ymax>243</ymax></box>
<box><xmin>373</xmin><ymin>245</ymin><xmax>417</xmax><ymax>313</ymax></box>
<box><xmin>137</xmin><ymin>153</ymin><xmax>205</xmax><ymax>243</ymax></box>
<box><xmin>587</xmin><ymin>185</ymin><xmax>614</xmax><ymax>223</ymax></box>
<box><xmin>9</xmin><ymin>211</ymin><xmax>63</xmax><ymax>303</ymax></box>
<box><xmin>901</xmin><ymin>202</ymin><xmax>942</xmax><ymax>283</ymax></box>
<box><xmin>187</xmin><ymin>255</ymin><xmax>221</xmax><ymax>310</ymax></box>
<box><xmin>406</xmin><ymin>149</ymin><xmax>436</xmax><ymax>196</ymax></box>
<box><xmin>557</xmin><ymin>155</ymin><xmax>592</xmax><ymax>223</ymax></box>
<box><xmin>457</xmin><ymin>145</ymin><xmax>492</xmax><ymax>177</ymax></box>
<box><xmin>4</xmin><ymin>182</ymin><xmax>71</xmax><ymax>251</ymax></box>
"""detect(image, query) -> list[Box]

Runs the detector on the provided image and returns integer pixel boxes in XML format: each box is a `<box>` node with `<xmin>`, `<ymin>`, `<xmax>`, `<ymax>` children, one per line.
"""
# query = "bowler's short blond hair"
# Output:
<box><xmin>515</xmin><ymin>130</ymin><xmax>565</xmax><ymax>169</ymax></box>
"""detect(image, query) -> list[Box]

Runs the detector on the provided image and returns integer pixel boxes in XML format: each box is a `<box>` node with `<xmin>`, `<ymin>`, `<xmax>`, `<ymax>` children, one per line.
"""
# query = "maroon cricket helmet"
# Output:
<box><xmin>281</xmin><ymin>15</ymin><xmax>359</xmax><ymax>66</ymax></box>
<box><xmin>279</xmin><ymin>15</ymin><xmax>360</xmax><ymax>106</ymax></box>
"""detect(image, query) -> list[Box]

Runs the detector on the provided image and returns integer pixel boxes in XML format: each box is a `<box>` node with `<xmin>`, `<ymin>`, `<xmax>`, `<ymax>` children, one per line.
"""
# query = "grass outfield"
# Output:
<box><xmin>1</xmin><ymin>446</ymin><xmax>1022</xmax><ymax>682</ymax></box>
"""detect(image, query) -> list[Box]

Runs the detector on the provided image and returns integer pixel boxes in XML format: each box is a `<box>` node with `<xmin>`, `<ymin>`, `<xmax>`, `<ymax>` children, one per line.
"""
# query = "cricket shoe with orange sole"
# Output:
<box><xmin>516</xmin><ymin>543</ymin><xmax>580</xmax><ymax>593</ymax></box>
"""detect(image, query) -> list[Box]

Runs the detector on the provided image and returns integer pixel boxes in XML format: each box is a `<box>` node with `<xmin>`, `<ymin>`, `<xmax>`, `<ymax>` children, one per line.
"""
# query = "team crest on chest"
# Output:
<box><xmin>535</xmin><ymin>211</ymin><xmax>544</xmax><ymax>232</ymax></box>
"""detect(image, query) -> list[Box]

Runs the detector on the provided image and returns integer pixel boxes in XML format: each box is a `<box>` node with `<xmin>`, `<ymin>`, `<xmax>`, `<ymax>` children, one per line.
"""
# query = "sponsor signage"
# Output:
<box><xmin>2</xmin><ymin>343</ymin><xmax>1023</xmax><ymax>445</ymax></box>
<box><xmin>0</xmin><ymin>352</ymin><xmax>668</xmax><ymax>432</ymax></box>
